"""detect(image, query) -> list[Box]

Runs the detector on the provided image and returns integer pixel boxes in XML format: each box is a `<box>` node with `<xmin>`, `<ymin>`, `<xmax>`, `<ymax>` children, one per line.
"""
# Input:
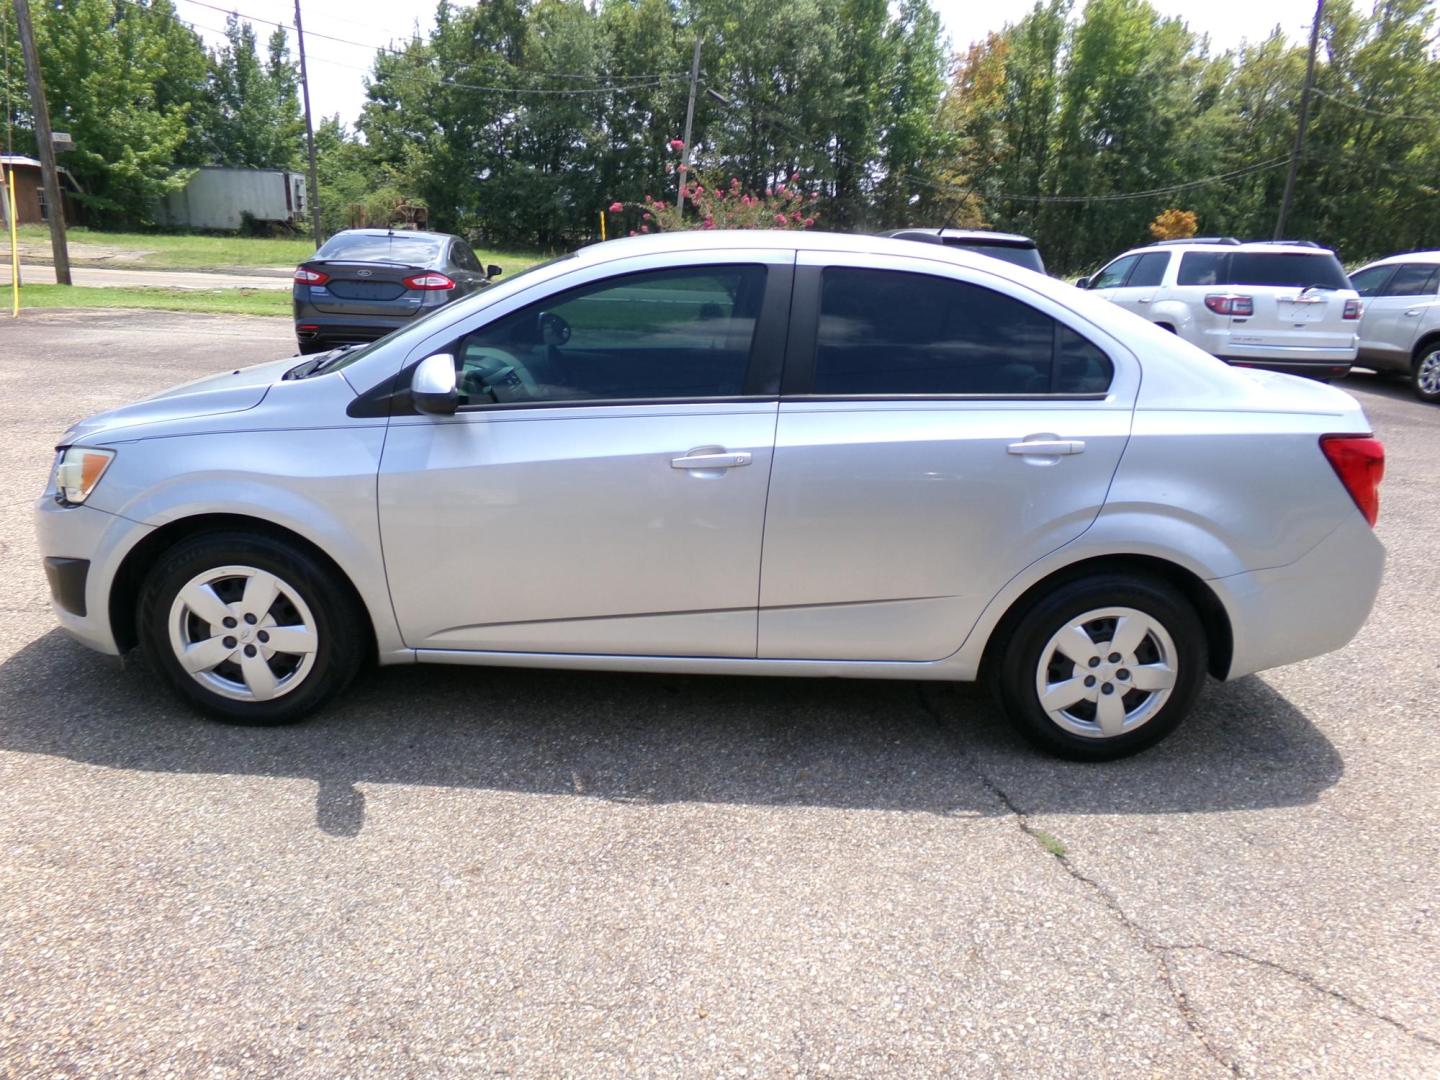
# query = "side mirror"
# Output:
<box><xmin>1075</xmin><ymin>276</ymin><xmax>1091</xmax><ymax>290</ymax></box>
<box><xmin>486</xmin><ymin>264</ymin><xmax>503</xmax><ymax>279</ymax></box>
<box><xmin>412</xmin><ymin>353</ymin><xmax>458</xmax><ymax>416</ymax></box>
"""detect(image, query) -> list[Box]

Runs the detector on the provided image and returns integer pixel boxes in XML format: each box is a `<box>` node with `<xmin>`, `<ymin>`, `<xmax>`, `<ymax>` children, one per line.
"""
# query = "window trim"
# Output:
<box><xmin>353</xmin><ymin>260</ymin><xmax>793</xmax><ymax>417</ymax></box>
<box><xmin>780</xmin><ymin>263</ymin><xmax>1117</xmax><ymax>401</ymax></box>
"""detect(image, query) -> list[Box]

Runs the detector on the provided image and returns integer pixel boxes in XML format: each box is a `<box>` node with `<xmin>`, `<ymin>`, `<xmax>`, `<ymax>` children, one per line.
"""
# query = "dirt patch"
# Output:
<box><xmin>16</xmin><ymin>236</ymin><xmax>152</xmax><ymax>265</ymax></box>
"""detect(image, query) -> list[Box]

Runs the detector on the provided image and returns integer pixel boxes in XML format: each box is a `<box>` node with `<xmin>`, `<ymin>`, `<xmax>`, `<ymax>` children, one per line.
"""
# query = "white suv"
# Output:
<box><xmin>1347</xmin><ymin>251</ymin><xmax>1440</xmax><ymax>403</ymax></box>
<box><xmin>1080</xmin><ymin>240</ymin><xmax>1361</xmax><ymax>379</ymax></box>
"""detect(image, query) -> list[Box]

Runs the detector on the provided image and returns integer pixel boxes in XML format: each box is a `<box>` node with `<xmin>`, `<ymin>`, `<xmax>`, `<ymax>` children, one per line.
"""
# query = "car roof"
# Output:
<box><xmin>1358</xmin><ymin>250</ymin><xmax>1440</xmax><ymax>269</ymax></box>
<box><xmin>328</xmin><ymin>228</ymin><xmax>458</xmax><ymax>242</ymax></box>
<box><xmin>1129</xmin><ymin>241</ymin><xmax>1337</xmax><ymax>256</ymax></box>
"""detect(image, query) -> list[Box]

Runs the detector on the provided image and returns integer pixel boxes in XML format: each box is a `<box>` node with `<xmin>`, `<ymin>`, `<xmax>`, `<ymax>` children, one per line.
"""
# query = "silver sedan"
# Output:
<box><xmin>34</xmin><ymin>231</ymin><xmax>1386</xmax><ymax>759</ymax></box>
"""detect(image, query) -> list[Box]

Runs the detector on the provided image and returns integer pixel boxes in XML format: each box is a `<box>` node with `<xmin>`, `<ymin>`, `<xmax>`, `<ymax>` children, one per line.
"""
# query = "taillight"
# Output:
<box><xmin>1320</xmin><ymin>434</ymin><xmax>1384</xmax><ymax>527</ymax></box>
<box><xmin>294</xmin><ymin>267</ymin><xmax>329</xmax><ymax>285</ymax></box>
<box><xmin>1204</xmin><ymin>294</ymin><xmax>1254</xmax><ymax>316</ymax></box>
<box><xmin>403</xmin><ymin>272</ymin><xmax>455</xmax><ymax>291</ymax></box>
<box><xmin>1343</xmin><ymin>298</ymin><xmax>1363</xmax><ymax>320</ymax></box>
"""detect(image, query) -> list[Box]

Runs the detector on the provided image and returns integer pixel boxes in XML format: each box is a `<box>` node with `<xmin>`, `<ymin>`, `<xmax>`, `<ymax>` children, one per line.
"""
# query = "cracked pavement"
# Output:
<box><xmin>2</xmin><ymin>310</ymin><xmax>1437</xmax><ymax>1077</ymax></box>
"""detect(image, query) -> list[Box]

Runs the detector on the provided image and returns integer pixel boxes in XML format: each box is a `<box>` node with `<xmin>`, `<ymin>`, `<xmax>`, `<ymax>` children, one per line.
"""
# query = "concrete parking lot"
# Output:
<box><xmin>2</xmin><ymin>309</ymin><xmax>1437</xmax><ymax>1077</ymax></box>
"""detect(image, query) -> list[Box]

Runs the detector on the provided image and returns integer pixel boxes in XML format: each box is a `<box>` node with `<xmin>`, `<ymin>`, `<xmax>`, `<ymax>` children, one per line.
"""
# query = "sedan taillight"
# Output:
<box><xmin>1343</xmin><ymin>298</ymin><xmax>1363</xmax><ymax>320</ymax></box>
<box><xmin>404</xmin><ymin>272</ymin><xmax>456</xmax><ymax>291</ymax></box>
<box><xmin>1320</xmin><ymin>434</ymin><xmax>1384</xmax><ymax>527</ymax></box>
<box><xmin>1204</xmin><ymin>293</ymin><xmax>1254</xmax><ymax>316</ymax></box>
<box><xmin>294</xmin><ymin>267</ymin><xmax>329</xmax><ymax>285</ymax></box>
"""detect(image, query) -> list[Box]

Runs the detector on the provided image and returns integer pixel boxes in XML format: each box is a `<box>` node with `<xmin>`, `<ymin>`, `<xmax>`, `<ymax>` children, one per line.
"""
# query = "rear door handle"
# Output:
<box><xmin>1008</xmin><ymin>439</ymin><xmax>1085</xmax><ymax>456</ymax></box>
<box><xmin>1405</xmin><ymin>309</ymin><xmax>1421</xmax><ymax>317</ymax></box>
<box><xmin>1137</xmin><ymin>297</ymin><xmax>1153</xmax><ymax>303</ymax></box>
<box><xmin>671</xmin><ymin>448</ymin><xmax>752</xmax><ymax>470</ymax></box>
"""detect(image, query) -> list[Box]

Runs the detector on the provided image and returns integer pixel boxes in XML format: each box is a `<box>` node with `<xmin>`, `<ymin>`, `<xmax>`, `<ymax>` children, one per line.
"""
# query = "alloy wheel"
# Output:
<box><xmin>1034</xmin><ymin>606</ymin><xmax>1179</xmax><ymax>739</ymax></box>
<box><xmin>1417</xmin><ymin>349</ymin><xmax>1440</xmax><ymax>398</ymax></box>
<box><xmin>167</xmin><ymin>565</ymin><xmax>319</xmax><ymax>702</ymax></box>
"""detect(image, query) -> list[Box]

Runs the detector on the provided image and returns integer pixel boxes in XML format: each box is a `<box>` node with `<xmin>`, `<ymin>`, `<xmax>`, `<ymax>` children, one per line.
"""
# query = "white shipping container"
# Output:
<box><xmin>156</xmin><ymin>166</ymin><xmax>306</xmax><ymax>231</ymax></box>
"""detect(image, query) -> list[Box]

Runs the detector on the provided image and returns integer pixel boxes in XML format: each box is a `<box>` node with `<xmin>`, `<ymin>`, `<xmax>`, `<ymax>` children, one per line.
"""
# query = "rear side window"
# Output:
<box><xmin>1380</xmin><ymin>264</ymin><xmax>1440</xmax><ymax>297</ymax></box>
<box><xmin>1126</xmin><ymin>252</ymin><xmax>1170</xmax><ymax>288</ymax></box>
<box><xmin>1227</xmin><ymin>252</ymin><xmax>1350</xmax><ymax>290</ymax></box>
<box><xmin>1178</xmin><ymin>251</ymin><xmax>1225</xmax><ymax>286</ymax></box>
<box><xmin>812</xmin><ymin>268</ymin><xmax>1112</xmax><ymax>396</ymax></box>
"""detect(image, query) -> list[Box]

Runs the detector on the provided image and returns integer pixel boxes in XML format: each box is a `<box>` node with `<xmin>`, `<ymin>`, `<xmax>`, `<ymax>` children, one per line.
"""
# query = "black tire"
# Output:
<box><xmin>137</xmin><ymin>531</ymin><xmax>366</xmax><ymax>725</ymax></box>
<box><xmin>1412</xmin><ymin>342</ymin><xmax>1440</xmax><ymax>403</ymax></box>
<box><xmin>991</xmin><ymin>574</ymin><xmax>1208</xmax><ymax>761</ymax></box>
<box><xmin>298</xmin><ymin>339</ymin><xmax>328</xmax><ymax>355</ymax></box>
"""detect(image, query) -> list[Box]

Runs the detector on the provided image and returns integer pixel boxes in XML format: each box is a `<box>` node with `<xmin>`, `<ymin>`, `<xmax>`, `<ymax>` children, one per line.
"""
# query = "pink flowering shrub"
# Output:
<box><xmin>606</xmin><ymin>141</ymin><xmax>819</xmax><ymax>234</ymax></box>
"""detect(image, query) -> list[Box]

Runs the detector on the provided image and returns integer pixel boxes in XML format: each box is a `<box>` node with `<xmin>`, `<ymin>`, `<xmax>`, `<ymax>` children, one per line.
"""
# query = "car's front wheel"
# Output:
<box><xmin>1412</xmin><ymin>343</ymin><xmax>1440</xmax><ymax>403</ymax></box>
<box><xmin>137</xmin><ymin>532</ymin><xmax>365</xmax><ymax>724</ymax></box>
<box><xmin>992</xmin><ymin>574</ymin><xmax>1208</xmax><ymax>760</ymax></box>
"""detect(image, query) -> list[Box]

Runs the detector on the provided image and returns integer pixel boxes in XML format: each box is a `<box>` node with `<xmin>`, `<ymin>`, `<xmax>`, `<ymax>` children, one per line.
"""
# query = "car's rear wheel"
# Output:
<box><xmin>137</xmin><ymin>532</ymin><xmax>365</xmax><ymax>725</ymax></box>
<box><xmin>993</xmin><ymin>574</ymin><xmax>1207</xmax><ymax>760</ymax></box>
<box><xmin>1412</xmin><ymin>343</ymin><xmax>1440</xmax><ymax>403</ymax></box>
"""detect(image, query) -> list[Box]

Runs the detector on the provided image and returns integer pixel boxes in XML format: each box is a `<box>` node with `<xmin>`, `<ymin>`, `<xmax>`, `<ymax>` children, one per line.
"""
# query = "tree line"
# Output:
<box><xmin>2</xmin><ymin>0</ymin><xmax>1437</xmax><ymax>273</ymax></box>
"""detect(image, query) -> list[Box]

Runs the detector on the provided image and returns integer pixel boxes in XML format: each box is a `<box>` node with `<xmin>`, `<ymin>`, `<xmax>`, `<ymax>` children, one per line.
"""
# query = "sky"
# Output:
<box><xmin>172</xmin><ymin>0</ymin><xmax>1324</xmax><ymax>127</ymax></box>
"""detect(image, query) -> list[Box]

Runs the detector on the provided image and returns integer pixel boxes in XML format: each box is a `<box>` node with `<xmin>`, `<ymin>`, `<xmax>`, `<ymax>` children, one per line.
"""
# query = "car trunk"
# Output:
<box><xmin>305</xmin><ymin>261</ymin><xmax>426</xmax><ymax>317</ymax></box>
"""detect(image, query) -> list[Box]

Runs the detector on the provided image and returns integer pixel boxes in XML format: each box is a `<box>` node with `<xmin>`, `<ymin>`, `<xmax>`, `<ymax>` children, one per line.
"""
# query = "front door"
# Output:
<box><xmin>1359</xmin><ymin>263</ymin><xmax>1439</xmax><ymax>366</ymax></box>
<box><xmin>378</xmin><ymin>258</ymin><xmax>790</xmax><ymax>657</ymax></box>
<box><xmin>758</xmin><ymin>256</ymin><xmax>1136</xmax><ymax>662</ymax></box>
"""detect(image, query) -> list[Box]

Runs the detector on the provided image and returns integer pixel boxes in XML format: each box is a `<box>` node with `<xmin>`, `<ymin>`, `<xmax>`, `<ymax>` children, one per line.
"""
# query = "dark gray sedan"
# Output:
<box><xmin>292</xmin><ymin>229</ymin><xmax>500</xmax><ymax>354</ymax></box>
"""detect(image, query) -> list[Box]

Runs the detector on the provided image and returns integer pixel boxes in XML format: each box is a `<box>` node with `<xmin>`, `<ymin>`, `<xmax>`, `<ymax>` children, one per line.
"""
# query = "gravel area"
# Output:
<box><xmin>2</xmin><ymin>311</ymin><xmax>1437</xmax><ymax>1077</ymax></box>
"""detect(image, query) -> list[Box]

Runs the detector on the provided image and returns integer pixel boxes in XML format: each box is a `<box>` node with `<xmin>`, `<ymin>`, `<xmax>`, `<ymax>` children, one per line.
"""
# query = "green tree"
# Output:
<box><xmin>206</xmin><ymin>16</ymin><xmax>303</xmax><ymax>170</ymax></box>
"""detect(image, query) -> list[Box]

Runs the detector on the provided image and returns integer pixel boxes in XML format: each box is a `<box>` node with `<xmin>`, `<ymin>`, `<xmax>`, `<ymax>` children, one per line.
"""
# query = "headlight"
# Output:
<box><xmin>54</xmin><ymin>446</ymin><xmax>115</xmax><ymax>505</ymax></box>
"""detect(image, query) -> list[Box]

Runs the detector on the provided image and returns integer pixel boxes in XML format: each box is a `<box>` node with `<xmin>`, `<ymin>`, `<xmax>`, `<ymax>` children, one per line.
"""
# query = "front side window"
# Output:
<box><xmin>1348</xmin><ymin>265</ymin><xmax>1396</xmax><ymax>297</ymax></box>
<box><xmin>811</xmin><ymin>268</ymin><xmax>1112</xmax><ymax>396</ymax></box>
<box><xmin>1380</xmin><ymin>264</ymin><xmax>1440</xmax><ymax>298</ymax></box>
<box><xmin>1090</xmin><ymin>255</ymin><xmax>1140</xmax><ymax>289</ymax></box>
<box><xmin>449</xmin><ymin>265</ymin><xmax>767</xmax><ymax>406</ymax></box>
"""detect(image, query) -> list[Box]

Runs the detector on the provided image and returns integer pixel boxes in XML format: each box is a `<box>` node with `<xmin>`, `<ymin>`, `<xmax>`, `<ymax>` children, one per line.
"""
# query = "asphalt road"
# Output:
<box><xmin>2</xmin><ymin>310</ymin><xmax>1437</xmax><ymax>1078</ymax></box>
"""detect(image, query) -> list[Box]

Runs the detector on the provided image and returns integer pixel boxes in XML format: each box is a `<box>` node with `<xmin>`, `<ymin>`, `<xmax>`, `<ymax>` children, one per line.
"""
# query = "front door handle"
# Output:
<box><xmin>1137</xmin><ymin>297</ymin><xmax>1153</xmax><ymax>303</ymax></box>
<box><xmin>1008</xmin><ymin>439</ymin><xmax>1085</xmax><ymax>456</ymax></box>
<box><xmin>671</xmin><ymin>447</ymin><xmax>752</xmax><ymax>470</ymax></box>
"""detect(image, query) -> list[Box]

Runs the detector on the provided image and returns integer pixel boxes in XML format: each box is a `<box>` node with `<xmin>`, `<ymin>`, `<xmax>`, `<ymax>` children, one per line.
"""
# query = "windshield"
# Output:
<box><xmin>316</xmin><ymin>253</ymin><xmax>580</xmax><ymax>374</ymax></box>
<box><xmin>1227</xmin><ymin>252</ymin><xmax>1349</xmax><ymax>290</ymax></box>
<box><xmin>315</xmin><ymin>233</ymin><xmax>446</xmax><ymax>265</ymax></box>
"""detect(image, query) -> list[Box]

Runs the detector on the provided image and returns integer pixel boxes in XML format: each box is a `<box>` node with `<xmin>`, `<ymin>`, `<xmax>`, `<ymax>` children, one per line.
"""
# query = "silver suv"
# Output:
<box><xmin>1080</xmin><ymin>240</ymin><xmax>1361</xmax><ymax>379</ymax></box>
<box><xmin>1347</xmin><ymin>251</ymin><xmax>1440</xmax><ymax>403</ymax></box>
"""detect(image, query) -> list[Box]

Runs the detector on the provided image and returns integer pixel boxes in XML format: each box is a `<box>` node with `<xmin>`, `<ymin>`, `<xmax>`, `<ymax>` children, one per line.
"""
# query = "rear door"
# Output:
<box><xmin>1358</xmin><ymin>263</ymin><xmax>1440</xmax><ymax>365</ymax></box>
<box><xmin>756</xmin><ymin>253</ymin><xmax>1137</xmax><ymax>662</ymax></box>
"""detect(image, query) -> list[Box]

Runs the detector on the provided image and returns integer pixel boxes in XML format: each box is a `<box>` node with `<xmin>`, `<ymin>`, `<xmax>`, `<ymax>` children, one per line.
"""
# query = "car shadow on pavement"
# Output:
<box><xmin>0</xmin><ymin>630</ymin><xmax>1343</xmax><ymax>837</ymax></box>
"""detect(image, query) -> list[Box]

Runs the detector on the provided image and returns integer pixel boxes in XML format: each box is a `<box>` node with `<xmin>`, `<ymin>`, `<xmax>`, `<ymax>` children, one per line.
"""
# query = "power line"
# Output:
<box><xmin>1309</xmin><ymin>87</ymin><xmax>1438</xmax><ymax>123</ymax></box>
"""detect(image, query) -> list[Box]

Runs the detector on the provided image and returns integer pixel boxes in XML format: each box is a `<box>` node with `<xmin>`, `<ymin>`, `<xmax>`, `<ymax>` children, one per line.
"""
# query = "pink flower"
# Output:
<box><xmin>730</xmin><ymin>177</ymin><xmax>740</xmax><ymax>188</ymax></box>
<box><xmin>792</xmin><ymin>212</ymin><xmax>802</xmax><ymax>222</ymax></box>
<box><xmin>608</xmin><ymin>201</ymin><xmax>623</xmax><ymax>212</ymax></box>
<box><xmin>669</xmin><ymin>138</ymin><xmax>685</xmax><ymax>151</ymax></box>
<box><xmin>640</xmin><ymin>225</ymin><xmax>649</xmax><ymax>233</ymax></box>
<box><xmin>803</xmin><ymin>217</ymin><xmax>815</xmax><ymax>227</ymax></box>
<box><xmin>628</xmin><ymin>230</ymin><xmax>636</xmax><ymax>236</ymax></box>
<box><xmin>776</xmin><ymin>185</ymin><xmax>786</xmax><ymax>195</ymax></box>
<box><xmin>702</xmin><ymin>216</ymin><xmax>715</xmax><ymax>230</ymax></box>
<box><xmin>643</xmin><ymin>212</ymin><xmax>652</xmax><ymax>221</ymax></box>
<box><xmin>694</xmin><ymin>185</ymin><xmax>704</xmax><ymax>194</ymax></box>
<box><xmin>644</xmin><ymin>194</ymin><xmax>653</xmax><ymax>204</ymax></box>
<box><xmin>678</xmin><ymin>163</ymin><xmax>688</xmax><ymax>173</ymax></box>
<box><xmin>774</xmin><ymin>213</ymin><xmax>787</xmax><ymax>226</ymax></box>
<box><xmin>766</xmin><ymin>187</ymin><xmax>773</xmax><ymax>196</ymax></box>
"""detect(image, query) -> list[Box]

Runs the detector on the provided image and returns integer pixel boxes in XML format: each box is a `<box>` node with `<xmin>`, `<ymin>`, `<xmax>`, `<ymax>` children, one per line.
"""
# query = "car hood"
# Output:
<box><xmin>60</xmin><ymin>356</ymin><xmax>299</xmax><ymax>444</ymax></box>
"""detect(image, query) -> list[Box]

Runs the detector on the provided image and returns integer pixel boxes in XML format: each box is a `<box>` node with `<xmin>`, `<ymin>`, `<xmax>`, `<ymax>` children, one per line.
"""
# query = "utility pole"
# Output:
<box><xmin>1274</xmin><ymin>0</ymin><xmax>1324</xmax><ymax>240</ymax></box>
<box><xmin>13</xmin><ymin>0</ymin><xmax>69</xmax><ymax>284</ymax></box>
<box><xmin>294</xmin><ymin>0</ymin><xmax>323</xmax><ymax>247</ymax></box>
<box><xmin>676</xmin><ymin>35</ymin><xmax>702</xmax><ymax>213</ymax></box>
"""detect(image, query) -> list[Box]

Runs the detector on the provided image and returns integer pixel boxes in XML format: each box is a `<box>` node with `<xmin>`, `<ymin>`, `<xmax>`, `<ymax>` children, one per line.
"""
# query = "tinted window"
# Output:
<box><xmin>450</xmin><ymin>265</ymin><xmax>767</xmax><ymax>405</ymax></box>
<box><xmin>1381</xmin><ymin>264</ymin><xmax>1440</xmax><ymax>297</ymax></box>
<box><xmin>946</xmin><ymin>241</ymin><xmax>1046</xmax><ymax>274</ymax></box>
<box><xmin>1090</xmin><ymin>255</ymin><xmax>1139</xmax><ymax>289</ymax></box>
<box><xmin>1227</xmin><ymin>252</ymin><xmax>1349</xmax><ymax>290</ymax></box>
<box><xmin>1178</xmin><ymin>251</ymin><xmax>1225</xmax><ymax>286</ymax></box>
<box><xmin>1127</xmin><ymin>252</ymin><xmax>1170</xmax><ymax>288</ymax></box>
<box><xmin>812</xmin><ymin>268</ymin><xmax>1111</xmax><ymax>396</ymax></box>
<box><xmin>452</xmin><ymin>242</ymin><xmax>482</xmax><ymax>272</ymax></box>
<box><xmin>316</xmin><ymin>232</ymin><xmax>445</xmax><ymax>264</ymax></box>
<box><xmin>1347</xmin><ymin>265</ymin><xmax>1396</xmax><ymax>297</ymax></box>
